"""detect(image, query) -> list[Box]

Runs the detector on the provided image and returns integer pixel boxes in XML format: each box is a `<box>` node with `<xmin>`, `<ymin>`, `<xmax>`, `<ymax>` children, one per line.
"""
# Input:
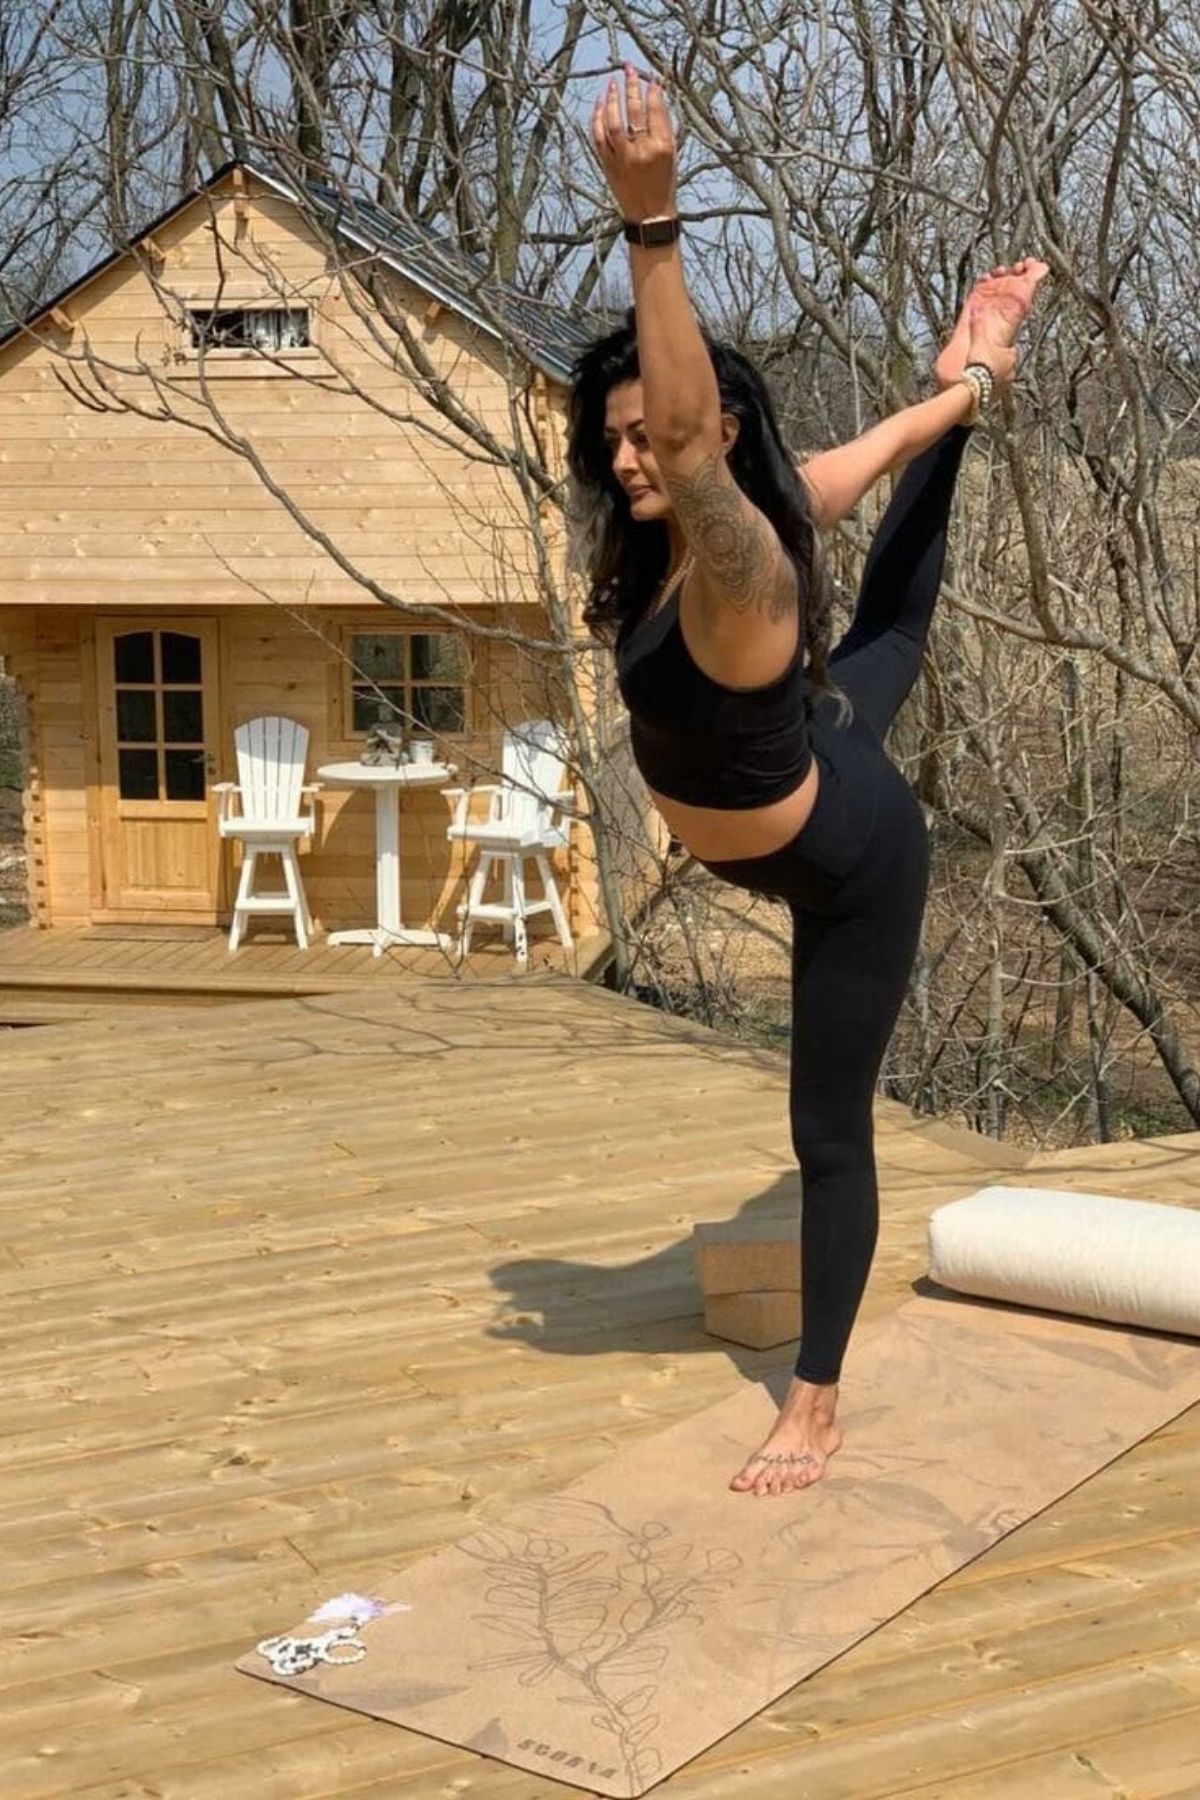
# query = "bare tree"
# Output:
<box><xmin>3</xmin><ymin>0</ymin><xmax>1199</xmax><ymax>1139</ymax></box>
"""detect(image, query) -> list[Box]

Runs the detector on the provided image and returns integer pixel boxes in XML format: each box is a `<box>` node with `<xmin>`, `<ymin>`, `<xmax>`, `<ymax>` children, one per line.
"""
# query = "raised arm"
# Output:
<box><xmin>592</xmin><ymin>70</ymin><xmax>799</xmax><ymax>630</ymax></box>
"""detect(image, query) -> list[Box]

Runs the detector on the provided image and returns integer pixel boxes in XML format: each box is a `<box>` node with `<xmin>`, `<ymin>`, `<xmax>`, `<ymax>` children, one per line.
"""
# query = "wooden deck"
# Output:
<box><xmin>0</xmin><ymin>919</ymin><xmax>611</xmax><ymax>1016</ymax></box>
<box><xmin>1</xmin><ymin>977</ymin><xmax>1198</xmax><ymax>1798</ymax></box>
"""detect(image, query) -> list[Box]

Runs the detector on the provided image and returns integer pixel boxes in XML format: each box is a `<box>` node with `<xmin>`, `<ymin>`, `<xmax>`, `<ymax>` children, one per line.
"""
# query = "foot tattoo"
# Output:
<box><xmin>746</xmin><ymin>1450</ymin><xmax>817</xmax><ymax>1469</ymax></box>
<box><xmin>730</xmin><ymin>1411</ymin><xmax>843</xmax><ymax>1494</ymax></box>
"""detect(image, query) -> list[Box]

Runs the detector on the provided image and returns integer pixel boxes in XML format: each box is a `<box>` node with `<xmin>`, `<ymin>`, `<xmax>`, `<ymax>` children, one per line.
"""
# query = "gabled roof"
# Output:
<box><xmin>0</xmin><ymin>157</ymin><xmax>598</xmax><ymax>383</ymax></box>
<box><xmin>293</xmin><ymin>168</ymin><xmax>597</xmax><ymax>383</ymax></box>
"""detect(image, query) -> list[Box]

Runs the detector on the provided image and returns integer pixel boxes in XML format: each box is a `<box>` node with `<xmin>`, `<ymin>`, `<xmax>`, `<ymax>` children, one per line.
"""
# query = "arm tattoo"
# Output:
<box><xmin>662</xmin><ymin>450</ymin><xmax>795</xmax><ymax>622</ymax></box>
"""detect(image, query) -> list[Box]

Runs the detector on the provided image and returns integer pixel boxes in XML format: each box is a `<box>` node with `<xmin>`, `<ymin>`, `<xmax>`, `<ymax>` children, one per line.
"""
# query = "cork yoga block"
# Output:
<box><xmin>692</xmin><ymin>1217</ymin><xmax>801</xmax><ymax>1297</ymax></box>
<box><xmin>703</xmin><ymin>1289</ymin><xmax>801</xmax><ymax>1350</ymax></box>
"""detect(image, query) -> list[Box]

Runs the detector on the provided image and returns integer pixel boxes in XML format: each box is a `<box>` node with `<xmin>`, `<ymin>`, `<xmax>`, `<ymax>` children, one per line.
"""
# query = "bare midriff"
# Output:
<box><xmin>643</xmin><ymin>581</ymin><xmax>821</xmax><ymax>862</ymax></box>
<box><xmin>648</xmin><ymin>757</ymin><xmax>820</xmax><ymax>862</ymax></box>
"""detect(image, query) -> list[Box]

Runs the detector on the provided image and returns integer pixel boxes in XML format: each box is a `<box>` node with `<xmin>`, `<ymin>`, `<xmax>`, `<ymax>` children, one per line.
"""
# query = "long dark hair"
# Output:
<box><xmin>566</xmin><ymin>310</ymin><xmax>844</xmax><ymax>711</ymax></box>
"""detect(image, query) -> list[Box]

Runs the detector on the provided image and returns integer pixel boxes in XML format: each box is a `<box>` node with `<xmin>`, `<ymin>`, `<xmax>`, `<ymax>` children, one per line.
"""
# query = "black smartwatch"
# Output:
<box><xmin>623</xmin><ymin>216</ymin><xmax>682</xmax><ymax>248</ymax></box>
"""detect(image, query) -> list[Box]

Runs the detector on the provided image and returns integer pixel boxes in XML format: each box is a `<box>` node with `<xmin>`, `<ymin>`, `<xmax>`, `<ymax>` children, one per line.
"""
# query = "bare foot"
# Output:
<box><xmin>932</xmin><ymin>281</ymin><xmax>982</xmax><ymax>389</ymax></box>
<box><xmin>964</xmin><ymin>259</ymin><xmax>1050</xmax><ymax>363</ymax></box>
<box><xmin>729</xmin><ymin>1378</ymin><xmax>843</xmax><ymax>1497</ymax></box>
<box><xmin>933</xmin><ymin>258</ymin><xmax>1049</xmax><ymax>389</ymax></box>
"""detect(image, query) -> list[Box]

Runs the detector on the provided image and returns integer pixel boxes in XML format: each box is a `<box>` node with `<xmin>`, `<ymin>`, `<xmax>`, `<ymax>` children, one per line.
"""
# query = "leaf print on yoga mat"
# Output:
<box><xmin>603</xmin><ymin>1643</ymin><xmax>669</xmax><ymax>1676</ymax></box>
<box><xmin>458</xmin><ymin>1508</ymin><xmax>742</xmax><ymax>1790</ymax></box>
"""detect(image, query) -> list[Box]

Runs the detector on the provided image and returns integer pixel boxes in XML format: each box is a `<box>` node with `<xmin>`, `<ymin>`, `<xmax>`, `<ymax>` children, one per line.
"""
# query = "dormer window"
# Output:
<box><xmin>187</xmin><ymin>306</ymin><xmax>310</xmax><ymax>352</ymax></box>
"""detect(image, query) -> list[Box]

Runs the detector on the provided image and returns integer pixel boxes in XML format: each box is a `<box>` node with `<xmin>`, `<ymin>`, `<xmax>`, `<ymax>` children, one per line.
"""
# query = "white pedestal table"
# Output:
<box><xmin>317</xmin><ymin>760</ymin><xmax>458</xmax><ymax>954</ymax></box>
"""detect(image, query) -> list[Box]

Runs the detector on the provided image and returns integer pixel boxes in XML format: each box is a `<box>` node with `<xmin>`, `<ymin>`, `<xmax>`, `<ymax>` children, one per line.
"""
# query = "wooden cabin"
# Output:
<box><xmin>0</xmin><ymin>161</ymin><xmax>654</xmax><ymax>956</ymax></box>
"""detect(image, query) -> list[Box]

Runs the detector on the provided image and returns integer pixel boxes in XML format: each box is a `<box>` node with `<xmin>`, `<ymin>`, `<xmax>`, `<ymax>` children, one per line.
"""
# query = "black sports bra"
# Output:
<box><xmin>615</xmin><ymin>585</ymin><xmax>814</xmax><ymax>809</ymax></box>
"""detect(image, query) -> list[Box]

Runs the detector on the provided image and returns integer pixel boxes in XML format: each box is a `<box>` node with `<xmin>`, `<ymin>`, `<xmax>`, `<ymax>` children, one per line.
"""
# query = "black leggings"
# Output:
<box><xmin>700</xmin><ymin>426</ymin><xmax>971</xmax><ymax>1385</ymax></box>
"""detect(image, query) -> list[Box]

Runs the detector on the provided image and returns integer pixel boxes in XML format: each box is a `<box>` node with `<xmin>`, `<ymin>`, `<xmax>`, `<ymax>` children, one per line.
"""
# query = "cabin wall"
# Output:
<box><xmin>0</xmin><ymin>181</ymin><xmax>550</xmax><ymax>613</ymax></box>
<box><xmin>222</xmin><ymin>602</ymin><xmax>581</xmax><ymax>940</ymax></box>
<box><xmin>0</xmin><ymin>611</ymin><xmax>104</xmax><ymax>927</ymax></box>
<box><xmin>0</xmin><ymin>174</ymin><xmax>662</xmax><ymax>947</ymax></box>
<box><xmin>0</xmin><ymin>611</ymin><xmax>48</xmax><ymax>924</ymax></box>
<box><xmin>0</xmin><ymin>602</ymin><xmax>582</xmax><ymax>937</ymax></box>
<box><xmin>35</xmin><ymin>613</ymin><xmax>93</xmax><ymax>924</ymax></box>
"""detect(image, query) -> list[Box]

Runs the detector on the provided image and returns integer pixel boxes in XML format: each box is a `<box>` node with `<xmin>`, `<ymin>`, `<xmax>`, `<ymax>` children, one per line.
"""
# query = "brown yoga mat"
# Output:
<box><xmin>237</xmin><ymin>1293</ymin><xmax>1200</xmax><ymax>1797</ymax></box>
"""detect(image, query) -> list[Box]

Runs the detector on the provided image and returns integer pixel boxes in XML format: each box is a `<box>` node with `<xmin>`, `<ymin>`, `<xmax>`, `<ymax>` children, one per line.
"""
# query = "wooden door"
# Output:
<box><xmin>95</xmin><ymin>618</ymin><xmax>222</xmax><ymax>922</ymax></box>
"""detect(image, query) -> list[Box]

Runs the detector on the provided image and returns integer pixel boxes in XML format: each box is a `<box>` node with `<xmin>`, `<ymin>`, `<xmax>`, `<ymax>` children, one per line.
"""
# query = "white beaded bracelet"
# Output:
<box><xmin>959</xmin><ymin>361</ymin><xmax>996</xmax><ymax>424</ymax></box>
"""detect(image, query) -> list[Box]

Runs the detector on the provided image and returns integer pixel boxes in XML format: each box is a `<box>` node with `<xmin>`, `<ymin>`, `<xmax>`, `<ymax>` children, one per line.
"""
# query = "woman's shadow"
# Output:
<box><xmin>483</xmin><ymin>1168</ymin><xmax>805</xmax><ymax>1393</ymax></box>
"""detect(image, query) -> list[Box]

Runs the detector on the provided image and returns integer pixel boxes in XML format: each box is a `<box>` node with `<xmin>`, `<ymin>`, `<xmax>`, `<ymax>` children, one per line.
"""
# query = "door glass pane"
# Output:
<box><xmin>114</xmin><ymin>632</ymin><xmax>154</xmax><ymax>684</ymax></box>
<box><xmin>163</xmin><ymin>689</ymin><xmax>203</xmax><ymax>743</ymax></box>
<box><xmin>351</xmin><ymin>634</ymin><xmax>406</xmax><ymax>681</ymax></box>
<box><xmin>412</xmin><ymin>634</ymin><xmax>462</xmax><ymax>681</ymax></box>
<box><xmin>165</xmin><ymin>749</ymin><xmax>205</xmax><ymax>801</ymax></box>
<box><xmin>352</xmin><ymin>684</ymin><xmax>406</xmax><ymax>733</ymax></box>
<box><xmin>413</xmin><ymin>686</ymin><xmax>465</xmax><ymax>731</ymax></box>
<box><xmin>161</xmin><ymin>632</ymin><xmax>202</xmax><ymax>683</ymax></box>
<box><xmin>116</xmin><ymin>689</ymin><xmax>157</xmax><ymax>742</ymax></box>
<box><xmin>118</xmin><ymin>748</ymin><xmax>159</xmax><ymax>799</ymax></box>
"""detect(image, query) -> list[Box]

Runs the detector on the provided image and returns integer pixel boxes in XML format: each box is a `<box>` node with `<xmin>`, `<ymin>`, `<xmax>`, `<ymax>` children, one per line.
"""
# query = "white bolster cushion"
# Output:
<box><xmin>927</xmin><ymin>1185</ymin><xmax>1200</xmax><ymax>1337</ymax></box>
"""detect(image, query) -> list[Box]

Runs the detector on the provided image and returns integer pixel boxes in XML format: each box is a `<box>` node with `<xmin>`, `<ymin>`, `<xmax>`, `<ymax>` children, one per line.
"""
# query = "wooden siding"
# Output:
<box><xmin>0</xmin><ymin>171</ymin><xmax>634</xmax><ymax>937</ymax></box>
<box><xmin>0</xmin><ymin>183</ymin><xmax>554</xmax><ymax>612</ymax></box>
<box><xmin>0</xmin><ymin>610</ymin><xmax>49</xmax><ymax>924</ymax></box>
<box><xmin>225</xmin><ymin>601</ymin><xmax>584</xmax><ymax>940</ymax></box>
<box><xmin>0</xmin><ymin>602</ymin><xmax>586</xmax><ymax>937</ymax></box>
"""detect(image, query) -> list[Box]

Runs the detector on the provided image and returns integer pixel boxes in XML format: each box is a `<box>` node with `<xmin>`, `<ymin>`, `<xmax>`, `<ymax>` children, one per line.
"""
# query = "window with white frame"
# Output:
<box><xmin>187</xmin><ymin>306</ymin><xmax>311</xmax><ymax>351</ymax></box>
<box><xmin>346</xmin><ymin>630</ymin><xmax>467</xmax><ymax>737</ymax></box>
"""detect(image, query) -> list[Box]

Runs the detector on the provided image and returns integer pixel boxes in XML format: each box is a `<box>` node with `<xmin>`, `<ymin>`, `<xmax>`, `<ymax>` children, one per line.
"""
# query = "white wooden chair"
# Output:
<box><xmin>443</xmin><ymin>720</ymin><xmax>576</xmax><ymax>966</ymax></box>
<box><xmin>214</xmin><ymin>715</ymin><xmax>320</xmax><ymax>951</ymax></box>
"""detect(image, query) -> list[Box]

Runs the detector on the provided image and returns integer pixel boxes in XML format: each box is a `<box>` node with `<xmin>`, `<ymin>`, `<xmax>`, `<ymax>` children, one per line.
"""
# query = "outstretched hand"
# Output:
<box><xmin>591</xmin><ymin>65</ymin><xmax>678</xmax><ymax>224</ymax></box>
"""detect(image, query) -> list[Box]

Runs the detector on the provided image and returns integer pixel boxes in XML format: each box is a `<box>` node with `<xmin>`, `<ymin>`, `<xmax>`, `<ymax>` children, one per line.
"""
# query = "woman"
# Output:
<box><xmin>573</xmin><ymin>67</ymin><xmax>1048</xmax><ymax>1498</ymax></box>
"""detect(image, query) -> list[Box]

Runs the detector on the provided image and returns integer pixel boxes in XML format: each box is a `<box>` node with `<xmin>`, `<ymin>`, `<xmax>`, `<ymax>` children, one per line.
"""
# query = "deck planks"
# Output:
<box><xmin>0</xmin><ymin>922</ymin><xmax>610</xmax><ymax>1011</ymax></box>
<box><xmin>0</xmin><ymin>977</ymin><xmax>1198</xmax><ymax>1796</ymax></box>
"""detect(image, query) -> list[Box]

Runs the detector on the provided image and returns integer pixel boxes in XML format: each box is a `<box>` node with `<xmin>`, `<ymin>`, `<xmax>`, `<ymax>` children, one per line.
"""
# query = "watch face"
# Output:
<box><xmin>623</xmin><ymin>217</ymin><xmax>680</xmax><ymax>248</ymax></box>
